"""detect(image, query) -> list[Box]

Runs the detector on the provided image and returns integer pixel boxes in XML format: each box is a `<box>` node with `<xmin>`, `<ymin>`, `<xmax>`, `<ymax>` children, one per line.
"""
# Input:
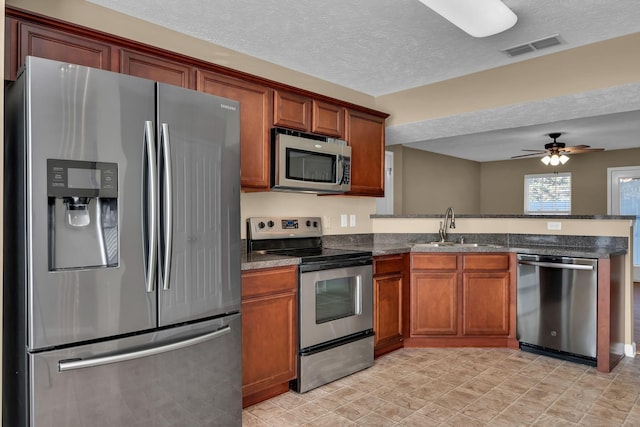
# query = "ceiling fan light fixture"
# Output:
<box><xmin>418</xmin><ymin>0</ymin><xmax>518</xmax><ymax>38</ymax></box>
<box><xmin>541</xmin><ymin>153</ymin><xmax>569</xmax><ymax>166</ymax></box>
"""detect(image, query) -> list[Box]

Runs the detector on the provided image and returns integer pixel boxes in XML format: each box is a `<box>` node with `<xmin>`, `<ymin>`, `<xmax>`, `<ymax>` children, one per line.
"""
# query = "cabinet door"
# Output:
<box><xmin>241</xmin><ymin>291</ymin><xmax>297</xmax><ymax>396</ymax></box>
<box><xmin>7</xmin><ymin>19</ymin><xmax>113</xmax><ymax>80</ymax></box>
<box><xmin>462</xmin><ymin>272</ymin><xmax>510</xmax><ymax>335</ymax></box>
<box><xmin>312</xmin><ymin>100</ymin><xmax>345</xmax><ymax>138</ymax></box>
<box><xmin>120</xmin><ymin>48</ymin><xmax>194</xmax><ymax>88</ymax></box>
<box><xmin>197</xmin><ymin>70</ymin><xmax>271</xmax><ymax>189</ymax></box>
<box><xmin>374</xmin><ymin>274</ymin><xmax>403</xmax><ymax>349</ymax></box>
<box><xmin>345</xmin><ymin>109</ymin><xmax>386</xmax><ymax>196</ymax></box>
<box><xmin>241</xmin><ymin>266</ymin><xmax>297</xmax><ymax>406</ymax></box>
<box><xmin>410</xmin><ymin>272</ymin><xmax>458</xmax><ymax>335</ymax></box>
<box><xmin>272</xmin><ymin>89</ymin><xmax>311</xmax><ymax>131</ymax></box>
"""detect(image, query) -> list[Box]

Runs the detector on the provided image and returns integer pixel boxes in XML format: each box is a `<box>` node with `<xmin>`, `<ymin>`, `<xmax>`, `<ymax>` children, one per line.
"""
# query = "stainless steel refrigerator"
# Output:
<box><xmin>4</xmin><ymin>56</ymin><xmax>242</xmax><ymax>426</ymax></box>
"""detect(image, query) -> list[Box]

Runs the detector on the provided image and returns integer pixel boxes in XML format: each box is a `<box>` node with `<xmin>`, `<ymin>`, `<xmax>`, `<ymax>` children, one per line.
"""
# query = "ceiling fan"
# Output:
<box><xmin>512</xmin><ymin>132</ymin><xmax>604</xmax><ymax>165</ymax></box>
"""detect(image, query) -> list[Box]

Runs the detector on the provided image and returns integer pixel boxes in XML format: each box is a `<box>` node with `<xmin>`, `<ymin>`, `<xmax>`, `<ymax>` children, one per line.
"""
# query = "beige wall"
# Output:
<box><xmin>396</xmin><ymin>147</ymin><xmax>481</xmax><ymax>214</ymax></box>
<box><xmin>480</xmin><ymin>148</ymin><xmax>640</xmax><ymax>215</ymax></box>
<box><xmin>394</xmin><ymin>146</ymin><xmax>640</xmax><ymax>216</ymax></box>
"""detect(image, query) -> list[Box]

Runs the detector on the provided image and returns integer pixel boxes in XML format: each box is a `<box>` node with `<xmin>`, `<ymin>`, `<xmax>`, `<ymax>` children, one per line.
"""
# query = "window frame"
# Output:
<box><xmin>524</xmin><ymin>172</ymin><xmax>572</xmax><ymax>215</ymax></box>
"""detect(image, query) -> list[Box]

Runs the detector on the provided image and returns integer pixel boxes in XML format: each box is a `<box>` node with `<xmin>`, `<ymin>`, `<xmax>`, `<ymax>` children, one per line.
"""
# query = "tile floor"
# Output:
<box><xmin>242</xmin><ymin>347</ymin><xmax>640</xmax><ymax>426</ymax></box>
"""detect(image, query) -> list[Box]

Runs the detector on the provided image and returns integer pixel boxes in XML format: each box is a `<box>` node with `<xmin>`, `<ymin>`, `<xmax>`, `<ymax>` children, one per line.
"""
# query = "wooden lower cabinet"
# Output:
<box><xmin>408</xmin><ymin>253</ymin><xmax>517</xmax><ymax>348</ymax></box>
<box><xmin>241</xmin><ymin>265</ymin><xmax>297</xmax><ymax>408</ymax></box>
<box><xmin>373</xmin><ymin>254</ymin><xmax>406</xmax><ymax>357</ymax></box>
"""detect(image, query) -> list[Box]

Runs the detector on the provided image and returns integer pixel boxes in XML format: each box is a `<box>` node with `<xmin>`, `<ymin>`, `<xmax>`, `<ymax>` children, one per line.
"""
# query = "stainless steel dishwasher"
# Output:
<box><xmin>516</xmin><ymin>253</ymin><xmax>598</xmax><ymax>366</ymax></box>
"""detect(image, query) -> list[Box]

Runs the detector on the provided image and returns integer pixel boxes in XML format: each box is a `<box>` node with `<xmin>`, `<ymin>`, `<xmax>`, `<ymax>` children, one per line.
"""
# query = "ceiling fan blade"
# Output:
<box><xmin>511</xmin><ymin>152</ymin><xmax>545</xmax><ymax>159</ymax></box>
<box><xmin>520</xmin><ymin>149</ymin><xmax>548</xmax><ymax>152</ymax></box>
<box><xmin>563</xmin><ymin>145</ymin><xmax>604</xmax><ymax>154</ymax></box>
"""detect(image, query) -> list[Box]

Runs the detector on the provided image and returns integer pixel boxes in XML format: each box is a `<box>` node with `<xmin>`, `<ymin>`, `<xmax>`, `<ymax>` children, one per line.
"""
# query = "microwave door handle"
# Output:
<box><xmin>143</xmin><ymin>121</ymin><xmax>157</xmax><ymax>293</ymax></box>
<box><xmin>336</xmin><ymin>155</ymin><xmax>345</xmax><ymax>185</ymax></box>
<box><xmin>160</xmin><ymin>123</ymin><xmax>173</xmax><ymax>291</ymax></box>
<box><xmin>355</xmin><ymin>275</ymin><xmax>363</xmax><ymax>315</ymax></box>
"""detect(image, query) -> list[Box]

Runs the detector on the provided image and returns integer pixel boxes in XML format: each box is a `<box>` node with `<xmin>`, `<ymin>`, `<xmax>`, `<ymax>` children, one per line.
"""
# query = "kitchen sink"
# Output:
<box><xmin>413</xmin><ymin>242</ymin><xmax>502</xmax><ymax>248</ymax></box>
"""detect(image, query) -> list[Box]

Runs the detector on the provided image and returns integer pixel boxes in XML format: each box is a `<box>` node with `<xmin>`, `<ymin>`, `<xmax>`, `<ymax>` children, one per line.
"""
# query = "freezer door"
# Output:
<box><xmin>13</xmin><ymin>57</ymin><xmax>157</xmax><ymax>350</ymax></box>
<box><xmin>29</xmin><ymin>315</ymin><xmax>241</xmax><ymax>427</ymax></box>
<box><xmin>156</xmin><ymin>84</ymin><xmax>241</xmax><ymax>326</ymax></box>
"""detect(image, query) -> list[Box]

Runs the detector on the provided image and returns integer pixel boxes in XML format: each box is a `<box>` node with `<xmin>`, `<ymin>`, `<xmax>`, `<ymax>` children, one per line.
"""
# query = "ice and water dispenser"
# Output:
<box><xmin>47</xmin><ymin>159</ymin><xmax>119</xmax><ymax>270</ymax></box>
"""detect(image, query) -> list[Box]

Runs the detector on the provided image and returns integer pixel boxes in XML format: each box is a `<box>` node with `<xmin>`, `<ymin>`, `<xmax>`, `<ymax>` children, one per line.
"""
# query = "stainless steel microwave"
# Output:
<box><xmin>271</xmin><ymin>128</ymin><xmax>351</xmax><ymax>193</ymax></box>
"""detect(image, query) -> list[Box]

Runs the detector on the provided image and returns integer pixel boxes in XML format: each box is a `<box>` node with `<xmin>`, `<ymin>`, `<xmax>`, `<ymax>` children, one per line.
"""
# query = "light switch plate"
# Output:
<box><xmin>349</xmin><ymin>214</ymin><xmax>356</xmax><ymax>227</ymax></box>
<box><xmin>340</xmin><ymin>214</ymin><xmax>348</xmax><ymax>227</ymax></box>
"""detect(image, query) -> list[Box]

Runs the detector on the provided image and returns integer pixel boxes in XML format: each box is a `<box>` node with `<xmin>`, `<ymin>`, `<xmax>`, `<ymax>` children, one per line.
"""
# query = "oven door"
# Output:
<box><xmin>299</xmin><ymin>263</ymin><xmax>373</xmax><ymax>349</ymax></box>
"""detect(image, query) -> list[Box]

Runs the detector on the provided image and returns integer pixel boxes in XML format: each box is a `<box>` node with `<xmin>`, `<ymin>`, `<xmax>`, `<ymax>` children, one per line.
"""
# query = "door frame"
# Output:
<box><xmin>607</xmin><ymin>165</ymin><xmax>640</xmax><ymax>281</ymax></box>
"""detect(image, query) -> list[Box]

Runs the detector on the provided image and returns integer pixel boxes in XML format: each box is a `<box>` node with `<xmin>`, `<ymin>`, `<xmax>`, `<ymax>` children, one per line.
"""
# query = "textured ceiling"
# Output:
<box><xmin>88</xmin><ymin>0</ymin><xmax>640</xmax><ymax>161</ymax></box>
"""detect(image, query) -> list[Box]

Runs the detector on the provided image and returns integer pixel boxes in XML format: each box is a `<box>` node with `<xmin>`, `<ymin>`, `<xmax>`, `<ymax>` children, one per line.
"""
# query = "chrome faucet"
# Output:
<box><xmin>439</xmin><ymin>207</ymin><xmax>456</xmax><ymax>242</ymax></box>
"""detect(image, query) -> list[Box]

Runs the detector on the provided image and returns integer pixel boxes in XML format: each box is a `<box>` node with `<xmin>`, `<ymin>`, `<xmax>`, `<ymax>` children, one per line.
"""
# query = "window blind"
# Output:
<box><xmin>524</xmin><ymin>172</ymin><xmax>571</xmax><ymax>215</ymax></box>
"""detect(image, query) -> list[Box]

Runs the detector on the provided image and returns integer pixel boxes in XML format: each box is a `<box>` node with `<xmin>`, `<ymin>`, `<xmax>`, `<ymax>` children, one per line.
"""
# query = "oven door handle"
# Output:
<box><xmin>355</xmin><ymin>275</ymin><xmax>363</xmax><ymax>315</ymax></box>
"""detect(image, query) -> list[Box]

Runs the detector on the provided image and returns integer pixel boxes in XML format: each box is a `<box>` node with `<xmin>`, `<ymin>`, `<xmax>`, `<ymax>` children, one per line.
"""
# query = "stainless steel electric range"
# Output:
<box><xmin>246</xmin><ymin>217</ymin><xmax>374</xmax><ymax>393</ymax></box>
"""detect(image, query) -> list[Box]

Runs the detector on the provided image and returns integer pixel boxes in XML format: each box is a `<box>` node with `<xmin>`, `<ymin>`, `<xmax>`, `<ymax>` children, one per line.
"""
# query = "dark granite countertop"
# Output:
<box><xmin>371</xmin><ymin>214</ymin><xmax>636</xmax><ymax>220</ymax></box>
<box><xmin>241</xmin><ymin>237</ymin><xmax>627</xmax><ymax>270</ymax></box>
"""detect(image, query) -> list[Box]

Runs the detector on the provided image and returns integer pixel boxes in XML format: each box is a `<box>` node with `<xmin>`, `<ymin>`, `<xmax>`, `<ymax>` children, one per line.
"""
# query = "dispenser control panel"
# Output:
<box><xmin>47</xmin><ymin>159</ymin><xmax>118</xmax><ymax>198</ymax></box>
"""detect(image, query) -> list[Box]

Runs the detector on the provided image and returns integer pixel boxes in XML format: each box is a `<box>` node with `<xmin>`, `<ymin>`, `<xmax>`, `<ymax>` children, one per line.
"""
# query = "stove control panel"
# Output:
<box><xmin>247</xmin><ymin>216</ymin><xmax>322</xmax><ymax>240</ymax></box>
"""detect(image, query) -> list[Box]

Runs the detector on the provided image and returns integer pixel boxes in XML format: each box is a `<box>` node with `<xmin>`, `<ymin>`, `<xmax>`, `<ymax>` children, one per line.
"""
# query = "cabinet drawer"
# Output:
<box><xmin>463</xmin><ymin>254</ymin><xmax>509</xmax><ymax>271</ymax></box>
<box><xmin>412</xmin><ymin>254</ymin><xmax>457</xmax><ymax>271</ymax></box>
<box><xmin>374</xmin><ymin>255</ymin><xmax>404</xmax><ymax>276</ymax></box>
<box><xmin>242</xmin><ymin>265</ymin><xmax>298</xmax><ymax>299</ymax></box>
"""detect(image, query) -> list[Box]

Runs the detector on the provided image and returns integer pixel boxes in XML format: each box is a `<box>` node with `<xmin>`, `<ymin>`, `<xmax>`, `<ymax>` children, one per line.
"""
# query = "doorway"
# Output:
<box><xmin>608</xmin><ymin>166</ymin><xmax>640</xmax><ymax>282</ymax></box>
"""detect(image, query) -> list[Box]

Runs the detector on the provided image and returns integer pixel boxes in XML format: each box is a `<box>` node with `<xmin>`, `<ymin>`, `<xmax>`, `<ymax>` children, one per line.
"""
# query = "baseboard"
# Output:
<box><xmin>625</xmin><ymin>342</ymin><xmax>636</xmax><ymax>357</ymax></box>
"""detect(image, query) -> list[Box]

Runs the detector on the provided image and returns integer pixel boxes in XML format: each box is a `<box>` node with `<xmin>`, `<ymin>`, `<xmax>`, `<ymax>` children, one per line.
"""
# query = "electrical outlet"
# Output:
<box><xmin>349</xmin><ymin>214</ymin><xmax>356</xmax><ymax>227</ymax></box>
<box><xmin>323</xmin><ymin>215</ymin><xmax>331</xmax><ymax>229</ymax></box>
<box><xmin>340</xmin><ymin>214</ymin><xmax>348</xmax><ymax>227</ymax></box>
<box><xmin>547</xmin><ymin>221</ymin><xmax>562</xmax><ymax>230</ymax></box>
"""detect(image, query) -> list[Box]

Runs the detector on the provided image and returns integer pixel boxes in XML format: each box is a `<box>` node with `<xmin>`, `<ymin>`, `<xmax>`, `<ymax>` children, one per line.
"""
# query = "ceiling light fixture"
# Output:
<box><xmin>541</xmin><ymin>153</ymin><xmax>569</xmax><ymax>166</ymax></box>
<box><xmin>418</xmin><ymin>0</ymin><xmax>518</xmax><ymax>38</ymax></box>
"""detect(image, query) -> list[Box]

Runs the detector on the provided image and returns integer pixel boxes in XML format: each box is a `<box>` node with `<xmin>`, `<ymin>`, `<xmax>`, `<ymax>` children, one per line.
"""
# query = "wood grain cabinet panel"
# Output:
<box><xmin>272</xmin><ymin>89</ymin><xmax>311</xmax><ymax>131</ymax></box>
<box><xmin>345</xmin><ymin>109</ymin><xmax>386</xmax><ymax>196</ymax></box>
<box><xmin>409</xmin><ymin>252</ymin><xmax>514</xmax><ymax>347</ymax></box>
<box><xmin>241</xmin><ymin>266</ymin><xmax>297</xmax><ymax>407</ymax></box>
<box><xmin>462</xmin><ymin>271</ymin><xmax>510</xmax><ymax>335</ymax></box>
<box><xmin>197</xmin><ymin>70</ymin><xmax>271</xmax><ymax>189</ymax></box>
<box><xmin>410</xmin><ymin>271</ymin><xmax>458</xmax><ymax>335</ymax></box>
<box><xmin>7</xmin><ymin>20</ymin><xmax>112</xmax><ymax>80</ymax></box>
<box><xmin>373</xmin><ymin>255</ymin><xmax>406</xmax><ymax>357</ymax></box>
<box><xmin>120</xmin><ymin>49</ymin><xmax>194</xmax><ymax>88</ymax></box>
<box><xmin>312</xmin><ymin>100</ymin><xmax>345</xmax><ymax>138</ymax></box>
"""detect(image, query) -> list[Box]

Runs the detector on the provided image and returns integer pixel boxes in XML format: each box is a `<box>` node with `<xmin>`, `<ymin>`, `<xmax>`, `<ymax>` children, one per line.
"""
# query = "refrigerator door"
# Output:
<box><xmin>19</xmin><ymin>57</ymin><xmax>157</xmax><ymax>350</ymax></box>
<box><xmin>28</xmin><ymin>314</ymin><xmax>241</xmax><ymax>427</ymax></box>
<box><xmin>156</xmin><ymin>84</ymin><xmax>241</xmax><ymax>326</ymax></box>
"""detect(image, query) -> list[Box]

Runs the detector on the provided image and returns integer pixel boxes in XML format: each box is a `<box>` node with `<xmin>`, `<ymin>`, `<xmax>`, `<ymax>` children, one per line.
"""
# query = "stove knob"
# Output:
<box><xmin>257</xmin><ymin>221</ymin><xmax>265</xmax><ymax>229</ymax></box>
<box><xmin>313</xmin><ymin>221</ymin><xmax>318</xmax><ymax>228</ymax></box>
<box><xmin>267</xmin><ymin>220</ymin><xmax>275</xmax><ymax>228</ymax></box>
<box><xmin>306</xmin><ymin>220</ymin><xmax>311</xmax><ymax>227</ymax></box>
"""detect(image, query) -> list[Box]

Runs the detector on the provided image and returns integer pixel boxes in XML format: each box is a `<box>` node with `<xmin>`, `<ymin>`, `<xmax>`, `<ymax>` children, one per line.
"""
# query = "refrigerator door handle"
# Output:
<box><xmin>58</xmin><ymin>325</ymin><xmax>231</xmax><ymax>372</ymax></box>
<box><xmin>160</xmin><ymin>122</ymin><xmax>173</xmax><ymax>291</ymax></box>
<box><xmin>144</xmin><ymin>120</ymin><xmax>158</xmax><ymax>293</ymax></box>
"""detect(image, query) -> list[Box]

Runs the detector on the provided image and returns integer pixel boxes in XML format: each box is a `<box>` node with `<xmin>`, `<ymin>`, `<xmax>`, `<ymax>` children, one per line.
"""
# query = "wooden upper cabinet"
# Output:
<box><xmin>197</xmin><ymin>70</ymin><xmax>271</xmax><ymax>190</ymax></box>
<box><xmin>345</xmin><ymin>109</ymin><xmax>386</xmax><ymax>197</ymax></box>
<box><xmin>120</xmin><ymin>49</ymin><xmax>195</xmax><ymax>89</ymax></box>
<box><xmin>6</xmin><ymin>19</ymin><xmax>113</xmax><ymax>80</ymax></box>
<box><xmin>312</xmin><ymin>100</ymin><xmax>345</xmax><ymax>138</ymax></box>
<box><xmin>272</xmin><ymin>89</ymin><xmax>311</xmax><ymax>131</ymax></box>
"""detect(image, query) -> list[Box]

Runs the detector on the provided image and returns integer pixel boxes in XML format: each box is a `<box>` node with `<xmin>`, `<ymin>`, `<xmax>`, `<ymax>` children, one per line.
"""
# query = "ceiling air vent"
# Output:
<box><xmin>501</xmin><ymin>34</ymin><xmax>563</xmax><ymax>58</ymax></box>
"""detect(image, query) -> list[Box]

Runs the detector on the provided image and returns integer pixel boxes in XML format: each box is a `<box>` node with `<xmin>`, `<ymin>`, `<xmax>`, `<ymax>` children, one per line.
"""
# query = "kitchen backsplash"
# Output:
<box><xmin>240</xmin><ymin>191</ymin><xmax>377</xmax><ymax>239</ymax></box>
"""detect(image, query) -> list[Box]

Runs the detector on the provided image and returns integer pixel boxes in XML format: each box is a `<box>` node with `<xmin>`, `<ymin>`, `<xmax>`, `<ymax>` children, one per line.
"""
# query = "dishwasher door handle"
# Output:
<box><xmin>518</xmin><ymin>260</ymin><xmax>594</xmax><ymax>270</ymax></box>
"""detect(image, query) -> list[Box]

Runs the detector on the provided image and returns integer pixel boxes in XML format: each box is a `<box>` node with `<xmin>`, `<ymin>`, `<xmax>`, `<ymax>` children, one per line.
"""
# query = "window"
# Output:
<box><xmin>524</xmin><ymin>172</ymin><xmax>571</xmax><ymax>215</ymax></box>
